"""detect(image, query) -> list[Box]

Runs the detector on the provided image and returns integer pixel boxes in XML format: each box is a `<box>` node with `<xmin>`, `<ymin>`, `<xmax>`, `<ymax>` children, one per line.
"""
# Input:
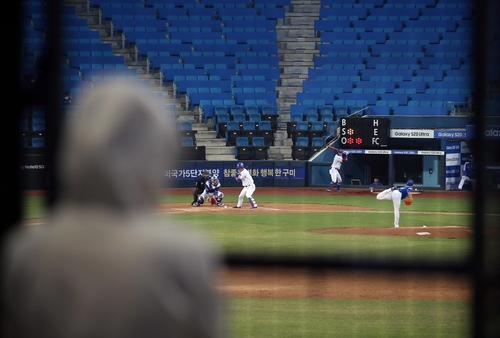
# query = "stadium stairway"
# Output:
<box><xmin>274</xmin><ymin>0</ymin><xmax>321</xmax><ymax>160</ymax></box>
<box><xmin>64</xmin><ymin>0</ymin><xmax>323</xmax><ymax>161</ymax></box>
<box><xmin>64</xmin><ymin>0</ymin><xmax>232</xmax><ymax>160</ymax></box>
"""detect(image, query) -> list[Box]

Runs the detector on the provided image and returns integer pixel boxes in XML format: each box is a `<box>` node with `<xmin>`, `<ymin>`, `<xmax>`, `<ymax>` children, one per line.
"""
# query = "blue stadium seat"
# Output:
<box><xmin>181</xmin><ymin>137</ymin><xmax>194</xmax><ymax>147</ymax></box>
<box><xmin>242</xmin><ymin>121</ymin><xmax>258</xmax><ymax>140</ymax></box>
<box><xmin>309</xmin><ymin>121</ymin><xmax>325</xmax><ymax>141</ymax></box>
<box><xmin>335</xmin><ymin>106</ymin><xmax>348</xmax><ymax>119</ymax></box>
<box><xmin>248</xmin><ymin>113</ymin><xmax>262</xmax><ymax>125</ymax></box>
<box><xmin>292</xmin><ymin>121</ymin><xmax>309</xmax><ymax>144</ymax></box>
<box><xmin>257</xmin><ymin>120</ymin><xmax>274</xmax><ymax>146</ymax></box>
<box><xmin>215</xmin><ymin>113</ymin><xmax>230</xmax><ymax>138</ymax></box>
<box><xmin>235</xmin><ymin>136</ymin><xmax>253</xmax><ymax>160</ymax></box>
<box><xmin>292</xmin><ymin>137</ymin><xmax>309</xmax><ymax>160</ymax></box>
<box><xmin>225</xmin><ymin>121</ymin><xmax>242</xmax><ymax>146</ymax></box>
<box><xmin>32</xmin><ymin>137</ymin><xmax>45</xmax><ymax>147</ymax></box>
<box><xmin>310</xmin><ymin>136</ymin><xmax>324</xmax><ymax>153</ymax></box>
<box><xmin>252</xmin><ymin>136</ymin><xmax>268</xmax><ymax>160</ymax></box>
<box><xmin>287</xmin><ymin>113</ymin><xmax>303</xmax><ymax>137</ymax></box>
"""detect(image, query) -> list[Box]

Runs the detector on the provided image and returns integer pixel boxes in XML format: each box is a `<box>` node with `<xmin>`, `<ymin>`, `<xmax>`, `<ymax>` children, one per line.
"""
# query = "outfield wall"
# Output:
<box><xmin>165</xmin><ymin>161</ymin><xmax>308</xmax><ymax>188</ymax></box>
<box><xmin>165</xmin><ymin>156</ymin><xmax>444</xmax><ymax>190</ymax></box>
<box><xmin>20</xmin><ymin>156</ymin><xmax>500</xmax><ymax>191</ymax></box>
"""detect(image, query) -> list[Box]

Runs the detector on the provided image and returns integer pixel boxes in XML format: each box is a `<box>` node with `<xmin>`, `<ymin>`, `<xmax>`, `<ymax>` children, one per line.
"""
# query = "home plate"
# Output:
<box><xmin>416</xmin><ymin>232</ymin><xmax>431</xmax><ymax>236</ymax></box>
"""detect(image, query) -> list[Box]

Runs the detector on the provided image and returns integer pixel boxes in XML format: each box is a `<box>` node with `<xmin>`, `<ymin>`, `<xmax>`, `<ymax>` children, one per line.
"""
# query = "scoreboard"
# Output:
<box><xmin>339</xmin><ymin>117</ymin><xmax>391</xmax><ymax>149</ymax></box>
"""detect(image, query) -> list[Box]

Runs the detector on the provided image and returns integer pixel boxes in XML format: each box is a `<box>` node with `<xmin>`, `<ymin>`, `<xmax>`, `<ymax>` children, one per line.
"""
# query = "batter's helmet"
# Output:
<box><xmin>337</xmin><ymin>149</ymin><xmax>343</xmax><ymax>154</ymax></box>
<box><xmin>406</xmin><ymin>179</ymin><xmax>414</xmax><ymax>186</ymax></box>
<box><xmin>236</xmin><ymin>162</ymin><xmax>245</xmax><ymax>169</ymax></box>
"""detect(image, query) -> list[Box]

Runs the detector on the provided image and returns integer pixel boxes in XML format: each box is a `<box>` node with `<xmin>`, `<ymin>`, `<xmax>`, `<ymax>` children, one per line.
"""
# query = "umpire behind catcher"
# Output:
<box><xmin>192</xmin><ymin>170</ymin><xmax>211</xmax><ymax>206</ymax></box>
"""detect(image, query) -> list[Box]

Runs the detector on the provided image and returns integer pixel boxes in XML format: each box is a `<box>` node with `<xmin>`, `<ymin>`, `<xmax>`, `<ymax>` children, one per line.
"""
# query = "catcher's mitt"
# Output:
<box><xmin>404</xmin><ymin>199</ymin><xmax>412</xmax><ymax>206</ymax></box>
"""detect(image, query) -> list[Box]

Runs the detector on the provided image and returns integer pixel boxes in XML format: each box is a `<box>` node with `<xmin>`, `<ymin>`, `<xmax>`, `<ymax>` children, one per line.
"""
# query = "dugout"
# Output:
<box><xmin>309</xmin><ymin>131</ymin><xmax>445</xmax><ymax>189</ymax></box>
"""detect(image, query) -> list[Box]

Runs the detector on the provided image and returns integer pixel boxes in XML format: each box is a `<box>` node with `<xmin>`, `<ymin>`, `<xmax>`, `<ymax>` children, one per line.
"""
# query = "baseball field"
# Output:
<box><xmin>23</xmin><ymin>187</ymin><xmax>486</xmax><ymax>337</ymax></box>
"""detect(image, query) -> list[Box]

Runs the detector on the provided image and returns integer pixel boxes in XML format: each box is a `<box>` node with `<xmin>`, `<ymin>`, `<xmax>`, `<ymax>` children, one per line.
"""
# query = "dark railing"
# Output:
<box><xmin>2</xmin><ymin>1</ymin><xmax>500</xmax><ymax>337</ymax></box>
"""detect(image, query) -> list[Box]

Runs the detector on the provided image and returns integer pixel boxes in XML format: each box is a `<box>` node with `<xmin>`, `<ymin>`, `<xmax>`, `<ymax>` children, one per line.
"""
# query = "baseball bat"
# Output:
<box><xmin>245</xmin><ymin>161</ymin><xmax>255</xmax><ymax>169</ymax></box>
<box><xmin>327</xmin><ymin>145</ymin><xmax>350</xmax><ymax>156</ymax></box>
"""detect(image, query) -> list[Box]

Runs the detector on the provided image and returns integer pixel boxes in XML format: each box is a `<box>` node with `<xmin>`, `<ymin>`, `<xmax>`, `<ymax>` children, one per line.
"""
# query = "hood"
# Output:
<box><xmin>57</xmin><ymin>82</ymin><xmax>179</xmax><ymax>212</ymax></box>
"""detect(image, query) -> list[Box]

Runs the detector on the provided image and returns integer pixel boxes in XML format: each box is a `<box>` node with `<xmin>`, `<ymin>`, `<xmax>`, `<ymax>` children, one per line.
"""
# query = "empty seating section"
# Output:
<box><xmin>21</xmin><ymin>1</ymin><xmax>162</xmax><ymax>149</ymax></box>
<box><xmin>26</xmin><ymin>0</ymin><xmax>489</xmax><ymax>156</ymax></box>
<box><xmin>87</xmin><ymin>0</ymin><xmax>285</xmax><ymax>121</ymax></box>
<box><xmin>29</xmin><ymin>0</ymin><xmax>284</xmax><ymax>134</ymax></box>
<box><xmin>22</xmin><ymin>0</ymin><xmax>284</xmax><ymax>151</ymax></box>
<box><xmin>307</xmin><ymin>0</ymin><xmax>477</xmax><ymax>117</ymax></box>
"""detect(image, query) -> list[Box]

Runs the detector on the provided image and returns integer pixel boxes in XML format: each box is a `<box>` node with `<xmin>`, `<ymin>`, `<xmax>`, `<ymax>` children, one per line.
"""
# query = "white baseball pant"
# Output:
<box><xmin>376</xmin><ymin>188</ymin><xmax>402</xmax><ymax>228</ymax></box>
<box><xmin>237</xmin><ymin>183</ymin><xmax>257</xmax><ymax>207</ymax></box>
<box><xmin>458</xmin><ymin>176</ymin><xmax>475</xmax><ymax>190</ymax></box>
<box><xmin>329</xmin><ymin>167</ymin><xmax>342</xmax><ymax>184</ymax></box>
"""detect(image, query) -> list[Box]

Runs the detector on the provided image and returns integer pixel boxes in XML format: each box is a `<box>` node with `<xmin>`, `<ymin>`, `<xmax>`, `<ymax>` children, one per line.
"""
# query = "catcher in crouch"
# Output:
<box><xmin>376</xmin><ymin>179</ymin><xmax>414</xmax><ymax>228</ymax></box>
<box><xmin>194</xmin><ymin>175</ymin><xmax>225</xmax><ymax>207</ymax></box>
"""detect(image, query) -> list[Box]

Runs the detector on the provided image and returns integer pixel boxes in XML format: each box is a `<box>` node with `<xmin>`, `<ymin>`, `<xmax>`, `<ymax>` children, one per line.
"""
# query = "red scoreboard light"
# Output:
<box><xmin>339</xmin><ymin>117</ymin><xmax>390</xmax><ymax>149</ymax></box>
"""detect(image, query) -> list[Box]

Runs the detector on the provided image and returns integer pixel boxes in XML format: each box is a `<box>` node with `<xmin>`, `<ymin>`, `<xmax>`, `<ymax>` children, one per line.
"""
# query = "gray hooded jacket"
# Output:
<box><xmin>2</xmin><ymin>83</ymin><xmax>224</xmax><ymax>338</ymax></box>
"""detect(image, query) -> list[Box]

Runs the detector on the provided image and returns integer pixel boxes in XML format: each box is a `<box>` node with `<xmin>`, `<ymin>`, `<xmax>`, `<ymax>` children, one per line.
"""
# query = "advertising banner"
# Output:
<box><xmin>165</xmin><ymin>161</ymin><xmax>307</xmax><ymax>188</ymax></box>
<box><xmin>445</xmin><ymin>142</ymin><xmax>461</xmax><ymax>190</ymax></box>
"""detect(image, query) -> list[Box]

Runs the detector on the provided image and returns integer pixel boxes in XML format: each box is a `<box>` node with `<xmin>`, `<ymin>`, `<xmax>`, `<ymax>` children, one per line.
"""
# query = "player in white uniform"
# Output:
<box><xmin>327</xmin><ymin>147</ymin><xmax>349</xmax><ymax>192</ymax></box>
<box><xmin>233</xmin><ymin>162</ymin><xmax>258</xmax><ymax>209</ymax></box>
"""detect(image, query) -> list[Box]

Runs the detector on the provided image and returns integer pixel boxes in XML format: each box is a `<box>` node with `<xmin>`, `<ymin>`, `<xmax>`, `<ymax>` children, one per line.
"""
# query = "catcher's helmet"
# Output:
<box><xmin>406</xmin><ymin>179</ymin><xmax>414</xmax><ymax>186</ymax></box>
<box><xmin>211</xmin><ymin>175</ymin><xmax>219</xmax><ymax>185</ymax></box>
<box><xmin>236</xmin><ymin>162</ymin><xmax>245</xmax><ymax>169</ymax></box>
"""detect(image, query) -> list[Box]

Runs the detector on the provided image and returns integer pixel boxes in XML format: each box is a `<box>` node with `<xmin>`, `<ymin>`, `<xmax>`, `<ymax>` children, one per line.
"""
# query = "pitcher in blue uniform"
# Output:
<box><xmin>376</xmin><ymin>179</ymin><xmax>414</xmax><ymax>228</ymax></box>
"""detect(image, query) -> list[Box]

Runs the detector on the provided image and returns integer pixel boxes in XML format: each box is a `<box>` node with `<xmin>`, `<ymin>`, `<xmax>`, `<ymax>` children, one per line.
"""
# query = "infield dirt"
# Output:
<box><xmin>163</xmin><ymin>187</ymin><xmax>472</xmax><ymax>301</ymax></box>
<box><xmin>24</xmin><ymin>187</ymin><xmax>473</xmax><ymax>301</ymax></box>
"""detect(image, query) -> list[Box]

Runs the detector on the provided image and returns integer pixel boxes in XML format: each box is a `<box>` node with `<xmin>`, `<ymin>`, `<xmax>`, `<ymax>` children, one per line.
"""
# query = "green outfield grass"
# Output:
<box><xmin>170</xmin><ymin>211</ymin><xmax>472</xmax><ymax>261</ymax></box>
<box><xmin>22</xmin><ymin>191</ymin><xmax>476</xmax><ymax>337</ymax></box>
<box><xmin>23</xmin><ymin>192</ymin><xmax>476</xmax><ymax>261</ymax></box>
<box><xmin>158</xmin><ymin>191</ymin><xmax>475</xmax><ymax>261</ymax></box>
<box><xmin>163</xmin><ymin>190</ymin><xmax>474</xmax><ymax>337</ymax></box>
<box><xmin>227</xmin><ymin>298</ymin><xmax>470</xmax><ymax>338</ymax></box>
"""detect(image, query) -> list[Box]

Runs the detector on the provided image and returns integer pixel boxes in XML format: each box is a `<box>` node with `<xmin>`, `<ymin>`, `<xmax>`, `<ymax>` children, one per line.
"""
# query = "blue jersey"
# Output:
<box><xmin>397</xmin><ymin>185</ymin><xmax>413</xmax><ymax>199</ymax></box>
<box><xmin>204</xmin><ymin>180</ymin><xmax>221</xmax><ymax>194</ymax></box>
<box><xmin>463</xmin><ymin>161</ymin><xmax>476</xmax><ymax>179</ymax></box>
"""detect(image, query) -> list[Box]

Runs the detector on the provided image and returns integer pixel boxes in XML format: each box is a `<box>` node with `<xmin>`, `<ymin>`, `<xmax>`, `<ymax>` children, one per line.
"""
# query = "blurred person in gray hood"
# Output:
<box><xmin>2</xmin><ymin>82</ymin><xmax>225</xmax><ymax>338</ymax></box>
